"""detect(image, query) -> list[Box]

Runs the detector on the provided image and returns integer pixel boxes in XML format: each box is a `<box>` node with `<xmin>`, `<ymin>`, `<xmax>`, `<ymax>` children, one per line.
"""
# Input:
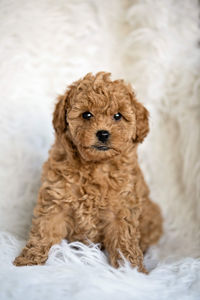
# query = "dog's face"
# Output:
<box><xmin>53</xmin><ymin>72</ymin><xmax>149</xmax><ymax>162</ymax></box>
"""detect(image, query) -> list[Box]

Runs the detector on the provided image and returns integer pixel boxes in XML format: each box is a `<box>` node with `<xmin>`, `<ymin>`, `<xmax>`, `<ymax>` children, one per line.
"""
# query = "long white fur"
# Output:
<box><xmin>0</xmin><ymin>0</ymin><xmax>199</xmax><ymax>299</ymax></box>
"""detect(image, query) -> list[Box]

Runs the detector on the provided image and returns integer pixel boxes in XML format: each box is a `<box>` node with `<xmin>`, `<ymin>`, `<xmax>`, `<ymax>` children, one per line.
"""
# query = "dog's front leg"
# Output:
<box><xmin>102</xmin><ymin>210</ymin><xmax>147</xmax><ymax>273</ymax></box>
<box><xmin>13</xmin><ymin>210</ymin><xmax>69</xmax><ymax>266</ymax></box>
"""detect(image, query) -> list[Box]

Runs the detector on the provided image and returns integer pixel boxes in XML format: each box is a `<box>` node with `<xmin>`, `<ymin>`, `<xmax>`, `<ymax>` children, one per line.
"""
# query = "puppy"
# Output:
<box><xmin>14</xmin><ymin>72</ymin><xmax>162</xmax><ymax>273</ymax></box>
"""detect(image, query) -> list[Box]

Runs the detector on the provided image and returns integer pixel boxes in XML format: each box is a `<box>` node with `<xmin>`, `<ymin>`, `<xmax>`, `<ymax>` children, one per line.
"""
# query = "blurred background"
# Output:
<box><xmin>0</xmin><ymin>0</ymin><xmax>199</xmax><ymax>263</ymax></box>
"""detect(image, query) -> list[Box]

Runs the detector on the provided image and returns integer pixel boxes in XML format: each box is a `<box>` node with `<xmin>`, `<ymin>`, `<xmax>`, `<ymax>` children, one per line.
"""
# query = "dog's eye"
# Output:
<box><xmin>82</xmin><ymin>111</ymin><xmax>93</xmax><ymax>120</ymax></box>
<box><xmin>113</xmin><ymin>112</ymin><xmax>122</xmax><ymax>121</ymax></box>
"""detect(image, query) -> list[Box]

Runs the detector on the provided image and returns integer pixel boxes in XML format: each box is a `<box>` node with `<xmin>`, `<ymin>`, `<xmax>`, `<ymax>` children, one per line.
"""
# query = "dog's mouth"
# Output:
<box><xmin>92</xmin><ymin>145</ymin><xmax>110</xmax><ymax>151</ymax></box>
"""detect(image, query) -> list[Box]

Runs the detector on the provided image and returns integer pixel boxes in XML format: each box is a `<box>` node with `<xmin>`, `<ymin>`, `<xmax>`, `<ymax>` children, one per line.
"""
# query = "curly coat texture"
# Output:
<box><xmin>14</xmin><ymin>72</ymin><xmax>162</xmax><ymax>273</ymax></box>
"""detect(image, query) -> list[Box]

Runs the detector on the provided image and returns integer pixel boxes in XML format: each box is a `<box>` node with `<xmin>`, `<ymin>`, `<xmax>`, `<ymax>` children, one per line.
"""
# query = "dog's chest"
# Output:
<box><xmin>70</xmin><ymin>163</ymin><xmax>136</xmax><ymax>210</ymax></box>
<box><xmin>65</xmin><ymin>162</ymin><xmax>138</xmax><ymax>242</ymax></box>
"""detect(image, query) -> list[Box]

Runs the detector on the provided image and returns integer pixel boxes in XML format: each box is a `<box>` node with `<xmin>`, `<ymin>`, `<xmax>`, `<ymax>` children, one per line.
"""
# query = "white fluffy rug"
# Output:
<box><xmin>0</xmin><ymin>0</ymin><xmax>200</xmax><ymax>299</ymax></box>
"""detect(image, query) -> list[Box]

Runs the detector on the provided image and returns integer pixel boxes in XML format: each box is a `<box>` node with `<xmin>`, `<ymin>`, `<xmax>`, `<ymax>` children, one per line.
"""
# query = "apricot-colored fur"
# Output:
<box><xmin>14</xmin><ymin>72</ymin><xmax>162</xmax><ymax>273</ymax></box>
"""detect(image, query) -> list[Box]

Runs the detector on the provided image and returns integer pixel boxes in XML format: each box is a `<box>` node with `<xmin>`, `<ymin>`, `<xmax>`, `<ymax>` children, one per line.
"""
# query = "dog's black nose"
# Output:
<box><xmin>96</xmin><ymin>130</ymin><xmax>110</xmax><ymax>143</ymax></box>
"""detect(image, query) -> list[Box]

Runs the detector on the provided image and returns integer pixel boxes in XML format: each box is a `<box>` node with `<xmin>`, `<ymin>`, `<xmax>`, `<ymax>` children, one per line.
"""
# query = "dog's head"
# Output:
<box><xmin>53</xmin><ymin>72</ymin><xmax>149</xmax><ymax>161</ymax></box>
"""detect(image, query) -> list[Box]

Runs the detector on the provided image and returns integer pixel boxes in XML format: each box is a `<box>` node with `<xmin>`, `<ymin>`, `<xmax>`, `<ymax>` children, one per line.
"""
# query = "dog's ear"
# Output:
<box><xmin>132</xmin><ymin>99</ymin><xmax>149</xmax><ymax>143</ymax></box>
<box><xmin>53</xmin><ymin>93</ymin><xmax>68</xmax><ymax>135</ymax></box>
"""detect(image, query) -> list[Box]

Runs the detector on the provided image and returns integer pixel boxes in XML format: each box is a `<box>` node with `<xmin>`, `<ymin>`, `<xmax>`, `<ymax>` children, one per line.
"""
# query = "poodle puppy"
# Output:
<box><xmin>14</xmin><ymin>72</ymin><xmax>162</xmax><ymax>273</ymax></box>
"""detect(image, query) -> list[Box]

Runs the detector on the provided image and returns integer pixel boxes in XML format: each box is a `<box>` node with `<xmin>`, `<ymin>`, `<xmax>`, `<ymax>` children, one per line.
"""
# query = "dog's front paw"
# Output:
<box><xmin>13</xmin><ymin>255</ymin><xmax>34</xmax><ymax>266</ymax></box>
<box><xmin>137</xmin><ymin>264</ymin><xmax>148</xmax><ymax>274</ymax></box>
<box><xmin>128</xmin><ymin>254</ymin><xmax>148</xmax><ymax>274</ymax></box>
<box><xmin>13</xmin><ymin>254</ymin><xmax>47</xmax><ymax>266</ymax></box>
<box><xmin>13</xmin><ymin>250</ymin><xmax>47</xmax><ymax>266</ymax></box>
<box><xmin>13</xmin><ymin>241</ymin><xmax>50</xmax><ymax>266</ymax></box>
<box><xmin>109</xmin><ymin>252</ymin><xmax>148</xmax><ymax>274</ymax></box>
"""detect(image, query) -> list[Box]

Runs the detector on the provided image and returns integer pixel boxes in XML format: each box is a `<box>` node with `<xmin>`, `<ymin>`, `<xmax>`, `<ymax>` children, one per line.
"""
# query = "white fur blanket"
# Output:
<box><xmin>0</xmin><ymin>0</ymin><xmax>200</xmax><ymax>299</ymax></box>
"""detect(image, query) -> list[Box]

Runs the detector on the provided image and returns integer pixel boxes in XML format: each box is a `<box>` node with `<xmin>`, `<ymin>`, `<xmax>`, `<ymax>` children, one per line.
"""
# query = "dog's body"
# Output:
<box><xmin>14</xmin><ymin>72</ymin><xmax>162</xmax><ymax>272</ymax></box>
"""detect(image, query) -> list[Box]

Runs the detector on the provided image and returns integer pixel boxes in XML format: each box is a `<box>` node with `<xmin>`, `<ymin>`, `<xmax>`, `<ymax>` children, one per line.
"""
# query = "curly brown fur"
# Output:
<box><xmin>14</xmin><ymin>72</ymin><xmax>162</xmax><ymax>273</ymax></box>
